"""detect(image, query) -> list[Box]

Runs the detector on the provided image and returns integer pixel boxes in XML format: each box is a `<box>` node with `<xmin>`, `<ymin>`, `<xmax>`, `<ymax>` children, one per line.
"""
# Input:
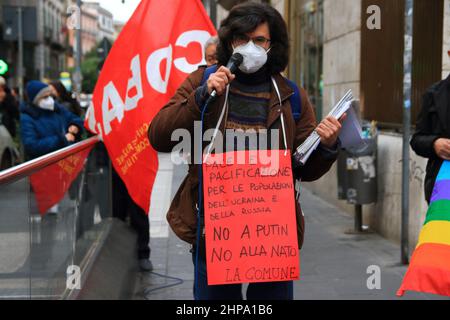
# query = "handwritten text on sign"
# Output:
<box><xmin>203</xmin><ymin>150</ymin><xmax>300</xmax><ymax>285</ymax></box>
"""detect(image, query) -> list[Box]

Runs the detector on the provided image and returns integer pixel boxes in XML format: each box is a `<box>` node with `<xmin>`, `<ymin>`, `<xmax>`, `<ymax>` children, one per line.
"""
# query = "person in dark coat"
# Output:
<box><xmin>0</xmin><ymin>76</ymin><xmax>20</xmax><ymax>138</ymax></box>
<box><xmin>20</xmin><ymin>80</ymin><xmax>83</xmax><ymax>160</ymax></box>
<box><xmin>49</xmin><ymin>80</ymin><xmax>83</xmax><ymax>117</ymax></box>
<box><xmin>410</xmin><ymin>59</ymin><xmax>450</xmax><ymax>204</ymax></box>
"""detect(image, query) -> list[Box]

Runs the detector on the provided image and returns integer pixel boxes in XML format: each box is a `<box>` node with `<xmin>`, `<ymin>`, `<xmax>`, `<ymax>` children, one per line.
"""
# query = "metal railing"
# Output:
<box><xmin>0</xmin><ymin>136</ymin><xmax>100</xmax><ymax>185</ymax></box>
<box><xmin>0</xmin><ymin>136</ymin><xmax>113</xmax><ymax>299</ymax></box>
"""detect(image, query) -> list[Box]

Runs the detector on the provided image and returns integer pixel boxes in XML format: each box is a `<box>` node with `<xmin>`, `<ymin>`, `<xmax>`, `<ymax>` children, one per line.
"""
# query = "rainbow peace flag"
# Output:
<box><xmin>397</xmin><ymin>160</ymin><xmax>450</xmax><ymax>297</ymax></box>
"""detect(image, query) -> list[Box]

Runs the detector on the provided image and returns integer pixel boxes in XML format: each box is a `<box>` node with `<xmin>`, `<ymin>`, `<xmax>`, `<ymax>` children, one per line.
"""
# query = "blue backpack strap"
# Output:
<box><xmin>284</xmin><ymin>78</ymin><xmax>302</xmax><ymax>122</ymax></box>
<box><xmin>200</xmin><ymin>65</ymin><xmax>218</xmax><ymax>86</ymax></box>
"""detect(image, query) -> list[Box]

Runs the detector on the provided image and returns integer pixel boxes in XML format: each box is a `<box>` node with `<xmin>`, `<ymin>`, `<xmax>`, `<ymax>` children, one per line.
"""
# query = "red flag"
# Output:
<box><xmin>30</xmin><ymin>146</ymin><xmax>94</xmax><ymax>215</ymax></box>
<box><xmin>85</xmin><ymin>0</ymin><xmax>216</xmax><ymax>213</ymax></box>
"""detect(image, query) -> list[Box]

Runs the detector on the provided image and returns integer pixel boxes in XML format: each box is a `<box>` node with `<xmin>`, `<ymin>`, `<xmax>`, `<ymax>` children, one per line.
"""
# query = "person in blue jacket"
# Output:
<box><xmin>20</xmin><ymin>80</ymin><xmax>83</xmax><ymax>160</ymax></box>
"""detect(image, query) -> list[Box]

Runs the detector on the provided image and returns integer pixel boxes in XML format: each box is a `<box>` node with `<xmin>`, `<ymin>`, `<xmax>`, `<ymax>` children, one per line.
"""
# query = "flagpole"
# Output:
<box><xmin>401</xmin><ymin>0</ymin><xmax>414</xmax><ymax>265</ymax></box>
<box><xmin>75</xmin><ymin>0</ymin><xmax>83</xmax><ymax>100</ymax></box>
<box><xmin>17</xmin><ymin>7</ymin><xmax>24</xmax><ymax>100</ymax></box>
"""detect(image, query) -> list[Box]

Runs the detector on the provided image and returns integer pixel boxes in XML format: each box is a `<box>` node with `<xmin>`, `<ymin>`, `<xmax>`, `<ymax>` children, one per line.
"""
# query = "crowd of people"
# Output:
<box><xmin>0</xmin><ymin>76</ymin><xmax>83</xmax><ymax>157</ymax></box>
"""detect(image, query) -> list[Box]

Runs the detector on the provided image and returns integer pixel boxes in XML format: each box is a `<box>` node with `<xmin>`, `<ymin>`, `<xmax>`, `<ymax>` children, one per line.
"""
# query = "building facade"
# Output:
<box><xmin>41</xmin><ymin>0</ymin><xmax>67</xmax><ymax>81</ymax></box>
<box><xmin>284</xmin><ymin>0</ymin><xmax>450</xmax><ymax>255</ymax></box>
<box><xmin>66</xmin><ymin>1</ymin><xmax>114</xmax><ymax>70</ymax></box>
<box><xmin>0</xmin><ymin>0</ymin><xmax>68</xmax><ymax>87</ymax></box>
<box><xmin>80</xmin><ymin>4</ymin><xmax>97</xmax><ymax>55</ymax></box>
<box><xmin>83</xmin><ymin>2</ymin><xmax>114</xmax><ymax>42</ymax></box>
<box><xmin>113</xmin><ymin>20</ymin><xmax>124</xmax><ymax>41</ymax></box>
<box><xmin>66</xmin><ymin>0</ymin><xmax>97</xmax><ymax>70</ymax></box>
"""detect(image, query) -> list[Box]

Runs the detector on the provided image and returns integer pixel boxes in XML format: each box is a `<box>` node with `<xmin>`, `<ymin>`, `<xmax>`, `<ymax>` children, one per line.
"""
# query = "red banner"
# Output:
<box><xmin>84</xmin><ymin>0</ymin><xmax>216</xmax><ymax>213</ymax></box>
<box><xmin>203</xmin><ymin>150</ymin><xmax>300</xmax><ymax>285</ymax></box>
<box><xmin>30</xmin><ymin>146</ymin><xmax>94</xmax><ymax>215</ymax></box>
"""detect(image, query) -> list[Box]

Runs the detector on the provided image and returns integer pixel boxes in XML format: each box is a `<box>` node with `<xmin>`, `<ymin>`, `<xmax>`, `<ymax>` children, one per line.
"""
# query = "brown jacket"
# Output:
<box><xmin>148</xmin><ymin>66</ymin><xmax>338</xmax><ymax>249</ymax></box>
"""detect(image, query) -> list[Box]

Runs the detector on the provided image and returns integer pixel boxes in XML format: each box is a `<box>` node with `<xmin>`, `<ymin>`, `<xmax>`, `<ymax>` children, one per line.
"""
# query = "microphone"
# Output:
<box><xmin>226</xmin><ymin>52</ymin><xmax>244</xmax><ymax>73</ymax></box>
<box><xmin>208</xmin><ymin>53</ymin><xmax>244</xmax><ymax>100</ymax></box>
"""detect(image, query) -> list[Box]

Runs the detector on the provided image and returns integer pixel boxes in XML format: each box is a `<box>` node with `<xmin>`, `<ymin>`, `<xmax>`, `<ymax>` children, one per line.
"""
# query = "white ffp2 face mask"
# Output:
<box><xmin>38</xmin><ymin>96</ymin><xmax>55</xmax><ymax>111</ymax></box>
<box><xmin>232</xmin><ymin>41</ymin><xmax>270</xmax><ymax>74</ymax></box>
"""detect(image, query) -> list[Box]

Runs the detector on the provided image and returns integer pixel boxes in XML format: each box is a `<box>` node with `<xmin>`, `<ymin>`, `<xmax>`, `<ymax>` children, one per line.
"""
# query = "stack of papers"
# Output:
<box><xmin>293</xmin><ymin>90</ymin><xmax>362</xmax><ymax>166</ymax></box>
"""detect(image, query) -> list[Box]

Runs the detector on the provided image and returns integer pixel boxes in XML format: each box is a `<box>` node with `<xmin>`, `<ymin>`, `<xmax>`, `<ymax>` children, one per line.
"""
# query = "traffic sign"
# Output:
<box><xmin>0</xmin><ymin>59</ymin><xmax>8</xmax><ymax>75</ymax></box>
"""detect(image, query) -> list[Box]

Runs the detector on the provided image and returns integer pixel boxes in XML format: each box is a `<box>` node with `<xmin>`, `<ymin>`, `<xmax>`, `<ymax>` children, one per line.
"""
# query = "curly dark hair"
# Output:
<box><xmin>216</xmin><ymin>2</ymin><xmax>289</xmax><ymax>75</ymax></box>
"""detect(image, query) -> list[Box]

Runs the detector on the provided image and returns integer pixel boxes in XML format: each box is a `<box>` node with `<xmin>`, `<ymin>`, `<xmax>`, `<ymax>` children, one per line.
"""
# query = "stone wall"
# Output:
<box><xmin>443</xmin><ymin>0</ymin><xmax>450</xmax><ymax>78</ymax></box>
<box><xmin>322</xmin><ymin>0</ymin><xmax>361</xmax><ymax>115</ymax></box>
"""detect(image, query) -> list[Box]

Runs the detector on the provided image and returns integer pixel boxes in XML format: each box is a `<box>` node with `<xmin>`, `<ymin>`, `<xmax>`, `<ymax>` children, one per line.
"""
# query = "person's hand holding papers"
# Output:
<box><xmin>293</xmin><ymin>90</ymin><xmax>365</xmax><ymax>167</ymax></box>
<box><xmin>316</xmin><ymin>113</ymin><xmax>348</xmax><ymax>148</ymax></box>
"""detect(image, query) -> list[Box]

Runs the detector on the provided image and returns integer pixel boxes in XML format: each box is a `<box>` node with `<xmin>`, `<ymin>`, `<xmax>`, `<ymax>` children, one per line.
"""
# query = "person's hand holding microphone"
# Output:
<box><xmin>206</xmin><ymin>66</ymin><xmax>235</xmax><ymax>96</ymax></box>
<box><xmin>203</xmin><ymin>53</ymin><xmax>243</xmax><ymax>107</ymax></box>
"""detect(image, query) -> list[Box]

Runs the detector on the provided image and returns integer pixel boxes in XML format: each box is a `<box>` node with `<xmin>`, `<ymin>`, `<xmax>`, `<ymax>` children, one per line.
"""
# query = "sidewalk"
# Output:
<box><xmin>134</xmin><ymin>159</ymin><xmax>446</xmax><ymax>300</ymax></box>
<box><xmin>295</xmin><ymin>188</ymin><xmax>445</xmax><ymax>300</ymax></box>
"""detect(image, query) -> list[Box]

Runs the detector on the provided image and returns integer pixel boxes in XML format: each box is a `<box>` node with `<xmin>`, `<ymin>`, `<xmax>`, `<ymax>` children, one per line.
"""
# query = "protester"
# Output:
<box><xmin>149</xmin><ymin>2</ymin><xmax>345</xmax><ymax>300</ymax></box>
<box><xmin>204</xmin><ymin>36</ymin><xmax>218</xmax><ymax>67</ymax></box>
<box><xmin>49</xmin><ymin>80</ymin><xmax>83</xmax><ymax>117</ymax></box>
<box><xmin>410</xmin><ymin>50</ymin><xmax>450</xmax><ymax>204</ymax></box>
<box><xmin>20</xmin><ymin>80</ymin><xmax>83</xmax><ymax>160</ymax></box>
<box><xmin>0</xmin><ymin>76</ymin><xmax>20</xmax><ymax>138</ymax></box>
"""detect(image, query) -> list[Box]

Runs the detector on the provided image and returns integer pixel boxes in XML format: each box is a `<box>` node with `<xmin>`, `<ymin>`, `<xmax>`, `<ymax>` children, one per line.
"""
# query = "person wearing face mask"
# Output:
<box><xmin>149</xmin><ymin>2</ymin><xmax>345</xmax><ymax>300</ymax></box>
<box><xmin>20</xmin><ymin>80</ymin><xmax>83</xmax><ymax>160</ymax></box>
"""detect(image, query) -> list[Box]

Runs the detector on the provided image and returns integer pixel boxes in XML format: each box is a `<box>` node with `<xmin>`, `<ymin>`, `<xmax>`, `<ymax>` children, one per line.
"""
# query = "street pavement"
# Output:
<box><xmin>134</xmin><ymin>154</ymin><xmax>447</xmax><ymax>300</ymax></box>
